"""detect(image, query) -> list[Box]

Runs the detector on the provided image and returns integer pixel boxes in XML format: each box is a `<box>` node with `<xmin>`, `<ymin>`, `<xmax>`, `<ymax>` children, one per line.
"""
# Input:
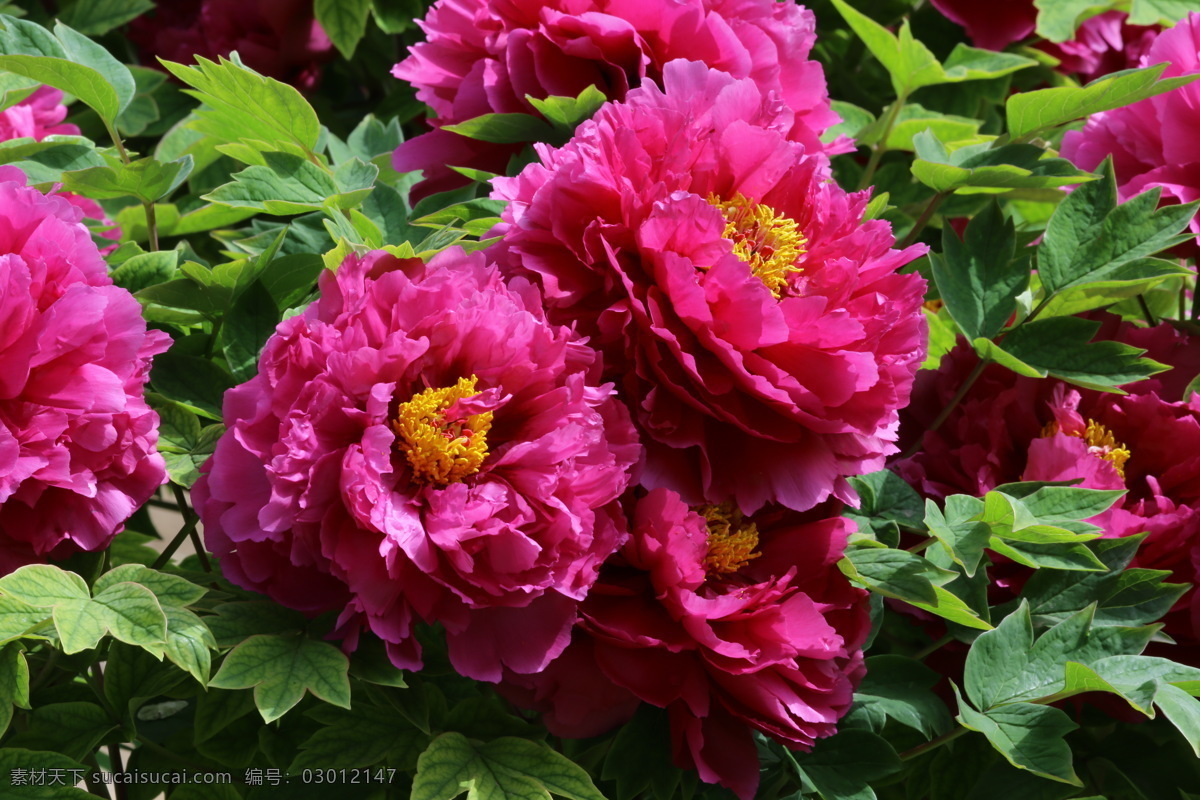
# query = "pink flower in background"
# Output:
<box><xmin>930</xmin><ymin>0</ymin><xmax>1155</xmax><ymax>82</ymax></box>
<box><xmin>392</xmin><ymin>0</ymin><xmax>847</xmax><ymax>198</ymax></box>
<box><xmin>894</xmin><ymin>321</ymin><xmax>1200</xmax><ymax>642</ymax></box>
<box><xmin>0</xmin><ymin>166</ymin><xmax>169</xmax><ymax>573</ymax></box>
<box><xmin>194</xmin><ymin>248</ymin><xmax>641</xmax><ymax>678</ymax></box>
<box><xmin>0</xmin><ymin>87</ymin><xmax>120</xmax><ymax>248</ymax></box>
<box><xmin>129</xmin><ymin>0</ymin><xmax>334</xmax><ymax>90</ymax></box>
<box><xmin>0</xmin><ymin>87</ymin><xmax>78</xmax><ymax>141</ymax></box>
<box><xmin>1062</xmin><ymin>13</ymin><xmax>1200</xmax><ymax>239</ymax></box>
<box><xmin>493</xmin><ymin>61</ymin><xmax>927</xmax><ymax>514</ymax></box>
<box><xmin>500</xmin><ymin>489</ymin><xmax>869</xmax><ymax>800</ymax></box>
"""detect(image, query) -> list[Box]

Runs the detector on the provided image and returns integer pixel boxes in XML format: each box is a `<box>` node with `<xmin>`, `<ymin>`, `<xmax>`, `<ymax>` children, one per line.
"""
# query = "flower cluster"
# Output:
<box><xmin>391</xmin><ymin>0</ymin><xmax>849</xmax><ymax>198</ymax></box>
<box><xmin>0</xmin><ymin>167</ymin><xmax>169</xmax><ymax>572</ymax></box>
<box><xmin>129</xmin><ymin>0</ymin><xmax>334</xmax><ymax>90</ymax></box>
<box><xmin>895</xmin><ymin>320</ymin><xmax>1200</xmax><ymax>641</ymax></box>
<box><xmin>1062</xmin><ymin>14</ymin><xmax>1200</xmax><ymax>240</ymax></box>
<box><xmin>197</xmin><ymin>16</ymin><xmax>928</xmax><ymax>790</ymax></box>
<box><xmin>929</xmin><ymin>0</ymin><xmax>1157</xmax><ymax>82</ymax></box>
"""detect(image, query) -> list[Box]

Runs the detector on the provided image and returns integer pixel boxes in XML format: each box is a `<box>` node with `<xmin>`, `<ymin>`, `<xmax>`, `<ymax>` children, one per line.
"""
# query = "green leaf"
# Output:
<box><xmin>0</xmin><ymin>15</ymin><xmax>120</xmax><ymax>124</ymax></box>
<box><xmin>6</xmin><ymin>702</ymin><xmax>117</xmax><ymax>762</ymax></box>
<box><xmin>925</xmin><ymin>495</ymin><xmax>991</xmax><ymax>577</ymax></box>
<box><xmin>1039</xmin><ymin>159</ymin><xmax>1198</xmax><ymax>296</ymax></box>
<box><xmin>0</xmin><ymin>749</ymin><xmax>94</xmax><ymax>798</ymax></box>
<box><xmin>103</xmin><ymin>641</ymin><xmax>188</xmax><ymax>727</ymax></box>
<box><xmin>0</xmin><ymin>596</ymin><xmax>50</xmax><ymax>643</ymax></box>
<box><xmin>209</xmin><ymin>633</ymin><xmax>351</xmax><ymax>723</ymax></box>
<box><xmin>965</xmin><ymin>602</ymin><xmax>1035</xmax><ymax>711</ymax></box>
<box><xmin>844</xmin><ymin>547</ymin><xmax>957</xmax><ymax>605</ymax></box>
<box><xmin>995</xmin><ymin>316</ymin><xmax>1170</xmax><ymax>392</ymax></box>
<box><xmin>52</xmin><ymin>19</ymin><xmax>135</xmax><ymax>115</ymax></box>
<box><xmin>57</xmin><ymin>0</ymin><xmax>154</xmax><ymax>35</ymax></box>
<box><xmin>150</xmin><ymin>353</ymin><xmax>236</xmax><ymax>421</ymax></box>
<box><xmin>0</xmin><ymin>135</ymin><xmax>107</xmax><ymax>184</ymax></box>
<box><xmin>205</xmin><ymin>152</ymin><xmax>341</xmax><ymax>214</ymax></box>
<box><xmin>791</xmin><ymin>729</ymin><xmax>903</xmax><ymax>800</ymax></box>
<box><xmin>878</xmin><ymin>104</ymin><xmax>983</xmax><ymax>151</ymax></box>
<box><xmin>1154</xmin><ymin>683</ymin><xmax>1200</xmax><ymax>757</ymax></box>
<box><xmin>912</xmin><ymin>135</ymin><xmax>1095</xmax><ymax>194</ymax></box>
<box><xmin>1000</xmin><ymin>485</ymin><xmax>1125</xmax><ymax>521</ymax></box>
<box><xmin>109</xmin><ymin>250</ymin><xmax>179</xmax><ymax>294</ymax></box>
<box><xmin>314</xmin><ymin>0</ymin><xmax>370</xmax><ymax>59</ymax></box>
<box><xmin>442</xmin><ymin>113</ymin><xmax>557</xmax><ymax>145</ymax></box>
<box><xmin>87</xmin><ymin>581</ymin><xmax>169</xmax><ymax>652</ymax></box>
<box><xmin>223</xmin><ymin>280</ymin><xmax>279</xmax><ymax>382</ymax></box>
<box><xmin>956</xmin><ymin>691</ymin><xmax>1081</xmax><ymax>785</ymax></box>
<box><xmin>0</xmin><ymin>643</ymin><xmax>29</xmax><ymax>737</ymax></box>
<box><xmin>62</xmin><ymin>155</ymin><xmax>193</xmax><ymax>204</ymax></box>
<box><xmin>162</xmin><ymin>55</ymin><xmax>321</xmax><ymax>158</ymax></box>
<box><xmin>1129</xmin><ymin>0</ymin><xmax>1200</xmax><ymax>25</ymax></box>
<box><xmin>932</xmin><ymin>202</ymin><xmax>1027</xmax><ymax>341</ymax></box>
<box><xmin>93</xmin><ymin>564</ymin><xmax>206</xmax><ymax>608</ymax></box>
<box><xmin>412</xmin><ymin>732</ymin><xmax>607</xmax><ymax>800</ymax></box>
<box><xmin>850</xmin><ymin>655</ymin><xmax>953</xmax><ymax>738</ymax></box>
<box><xmin>826</xmin><ymin>101</ymin><xmax>875</xmax><ymax>144</ymax></box>
<box><xmin>0</xmin><ymin>565</ymin><xmax>88</xmax><ymax>607</ymax></box>
<box><xmin>601</xmin><ymin>706</ymin><xmax>681</xmax><ymax>800</ymax></box>
<box><xmin>193</xmin><ymin>688</ymin><xmax>257</xmax><ymax>745</ymax></box>
<box><xmin>845</xmin><ymin>468</ymin><xmax>925</xmax><ymax>545</ymax></box>
<box><xmin>162</xmin><ymin>606</ymin><xmax>216</xmax><ymax>685</ymax></box>
<box><xmin>205</xmin><ymin>601</ymin><xmax>308</xmax><ymax>648</ymax></box>
<box><xmin>526</xmin><ymin>86</ymin><xmax>607</xmax><ymax>136</ymax></box>
<box><xmin>1034</xmin><ymin>0</ymin><xmax>1117</xmax><ymax>42</ymax></box>
<box><xmin>290</xmin><ymin>704</ymin><xmax>426</xmax><ymax>772</ymax></box>
<box><xmin>1007</xmin><ymin>64</ymin><xmax>1200</xmax><ymax>138</ymax></box>
<box><xmin>345</xmin><ymin>114</ymin><xmax>404</xmax><ymax>162</ymax></box>
<box><xmin>903</xmin><ymin>585</ymin><xmax>993</xmax><ymax>630</ymax></box>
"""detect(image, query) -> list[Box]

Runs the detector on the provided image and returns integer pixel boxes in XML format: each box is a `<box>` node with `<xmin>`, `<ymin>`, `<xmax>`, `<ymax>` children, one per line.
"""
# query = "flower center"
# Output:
<box><xmin>392</xmin><ymin>375</ymin><xmax>492</xmax><ymax>486</ymax></box>
<box><xmin>709</xmin><ymin>193</ymin><xmax>806</xmax><ymax>297</ymax></box>
<box><xmin>1042</xmin><ymin>418</ymin><xmax>1130</xmax><ymax>479</ymax></box>
<box><xmin>700</xmin><ymin>503</ymin><xmax>762</xmax><ymax>576</ymax></box>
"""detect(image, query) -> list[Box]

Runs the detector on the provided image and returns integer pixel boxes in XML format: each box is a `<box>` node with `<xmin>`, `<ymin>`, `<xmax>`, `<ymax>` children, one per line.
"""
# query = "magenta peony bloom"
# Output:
<box><xmin>492</xmin><ymin>61</ymin><xmax>927</xmax><ymax>514</ymax></box>
<box><xmin>499</xmin><ymin>489</ymin><xmax>869</xmax><ymax>800</ymax></box>
<box><xmin>129</xmin><ymin>0</ymin><xmax>334</xmax><ymax>90</ymax></box>
<box><xmin>1062</xmin><ymin>13</ymin><xmax>1200</xmax><ymax>239</ymax></box>
<box><xmin>0</xmin><ymin>87</ymin><xmax>78</xmax><ymax>141</ymax></box>
<box><xmin>894</xmin><ymin>321</ymin><xmax>1200</xmax><ymax>642</ymax></box>
<box><xmin>0</xmin><ymin>166</ymin><xmax>169</xmax><ymax>573</ymax></box>
<box><xmin>0</xmin><ymin>87</ymin><xmax>120</xmax><ymax>248</ymax></box>
<box><xmin>392</xmin><ymin>0</ymin><xmax>848</xmax><ymax>198</ymax></box>
<box><xmin>194</xmin><ymin>248</ymin><xmax>641</xmax><ymax>678</ymax></box>
<box><xmin>929</xmin><ymin>0</ymin><xmax>1038</xmax><ymax>51</ymax></box>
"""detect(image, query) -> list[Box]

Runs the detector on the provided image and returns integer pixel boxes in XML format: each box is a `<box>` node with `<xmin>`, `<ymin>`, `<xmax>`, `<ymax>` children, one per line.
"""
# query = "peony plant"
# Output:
<box><xmin>0</xmin><ymin>1</ymin><xmax>1199</xmax><ymax>799</ymax></box>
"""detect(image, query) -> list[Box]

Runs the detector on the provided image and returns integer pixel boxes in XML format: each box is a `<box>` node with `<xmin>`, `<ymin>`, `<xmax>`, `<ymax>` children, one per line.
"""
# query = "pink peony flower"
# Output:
<box><xmin>193</xmin><ymin>248</ymin><xmax>641</xmax><ymax>678</ymax></box>
<box><xmin>492</xmin><ymin>61</ymin><xmax>927</xmax><ymax>514</ymax></box>
<box><xmin>0</xmin><ymin>87</ymin><xmax>120</xmax><ymax>248</ymax></box>
<box><xmin>129</xmin><ymin>0</ymin><xmax>334</xmax><ymax>90</ymax></box>
<box><xmin>0</xmin><ymin>86</ymin><xmax>78</xmax><ymax>141</ymax></box>
<box><xmin>392</xmin><ymin>0</ymin><xmax>848</xmax><ymax>198</ymax></box>
<box><xmin>0</xmin><ymin>166</ymin><xmax>170</xmax><ymax>574</ymax></box>
<box><xmin>930</xmin><ymin>1</ymin><xmax>1155</xmax><ymax>82</ymax></box>
<box><xmin>499</xmin><ymin>489</ymin><xmax>869</xmax><ymax>800</ymax></box>
<box><xmin>1062</xmin><ymin>14</ymin><xmax>1200</xmax><ymax>239</ymax></box>
<box><xmin>894</xmin><ymin>321</ymin><xmax>1200</xmax><ymax>642</ymax></box>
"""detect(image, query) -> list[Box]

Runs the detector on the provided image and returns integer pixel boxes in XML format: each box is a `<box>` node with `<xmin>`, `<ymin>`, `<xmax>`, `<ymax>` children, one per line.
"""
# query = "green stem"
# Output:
<box><xmin>899</xmin><ymin>726</ymin><xmax>969</xmax><ymax>761</ymax></box>
<box><xmin>905</xmin><ymin>536</ymin><xmax>937</xmax><ymax>554</ymax></box>
<box><xmin>150</xmin><ymin>508</ymin><xmax>200</xmax><ymax>570</ymax></box>
<box><xmin>858</xmin><ymin>96</ymin><xmax>906</xmax><ymax>191</ymax></box>
<box><xmin>1137</xmin><ymin>294</ymin><xmax>1157</xmax><ymax>327</ymax></box>
<box><xmin>104</xmin><ymin>122</ymin><xmax>131</xmax><ymax>166</ymax></box>
<box><xmin>901</xmin><ymin>192</ymin><xmax>946</xmax><ymax>249</ymax></box>
<box><xmin>913</xmin><ymin>632</ymin><xmax>954</xmax><ymax>660</ymax></box>
<box><xmin>29</xmin><ymin>647</ymin><xmax>59</xmax><ymax>693</ymax></box>
<box><xmin>897</xmin><ymin>358</ymin><xmax>989</xmax><ymax>461</ymax></box>
<box><xmin>171</xmin><ymin>484</ymin><xmax>212</xmax><ymax>573</ymax></box>
<box><xmin>108</xmin><ymin>744</ymin><xmax>128</xmax><ymax>800</ymax></box>
<box><xmin>143</xmin><ymin>202</ymin><xmax>159</xmax><ymax>252</ymax></box>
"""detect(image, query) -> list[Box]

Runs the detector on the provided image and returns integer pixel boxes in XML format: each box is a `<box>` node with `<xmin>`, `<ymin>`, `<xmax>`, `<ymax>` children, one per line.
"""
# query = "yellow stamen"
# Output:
<box><xmin>1041</xmin><ymin>419</ymin><xmax>1130</xmax><ymax>479</ymax></box>
<box><xmin>392</xmin><ymin>376</ymin><xmax>492</xmax><ymax>485</ymax></box>
<box><xmin>708</xmin><ymin>193</ymin><xmax>807</xmax><ymax>297</ymax></box>
<box><xmin>700</xmin><ymin>503</ymin><xmax>762</xmax><ymax>576</ymax></box>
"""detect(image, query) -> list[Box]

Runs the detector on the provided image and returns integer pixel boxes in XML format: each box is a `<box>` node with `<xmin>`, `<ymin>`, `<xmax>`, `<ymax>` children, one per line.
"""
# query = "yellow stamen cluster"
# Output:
<box><xmin>392</xmin><ymin>376</ymin><xmax>492</xmax><ymax>485</ymax></box>
<box><xmin>700</xmin><ymin>503</ymin><xmax>762</xmax><ymax>576</ymax></box>
<box><xmin>709</xmin><ymin>193</ymin><xmax>807</xmax><ymax>297</ymax></box>
<box><xmin>1041</xmin><ymin>419</ymin><xmax>1131</xmax><ymax>479</ymax></box>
